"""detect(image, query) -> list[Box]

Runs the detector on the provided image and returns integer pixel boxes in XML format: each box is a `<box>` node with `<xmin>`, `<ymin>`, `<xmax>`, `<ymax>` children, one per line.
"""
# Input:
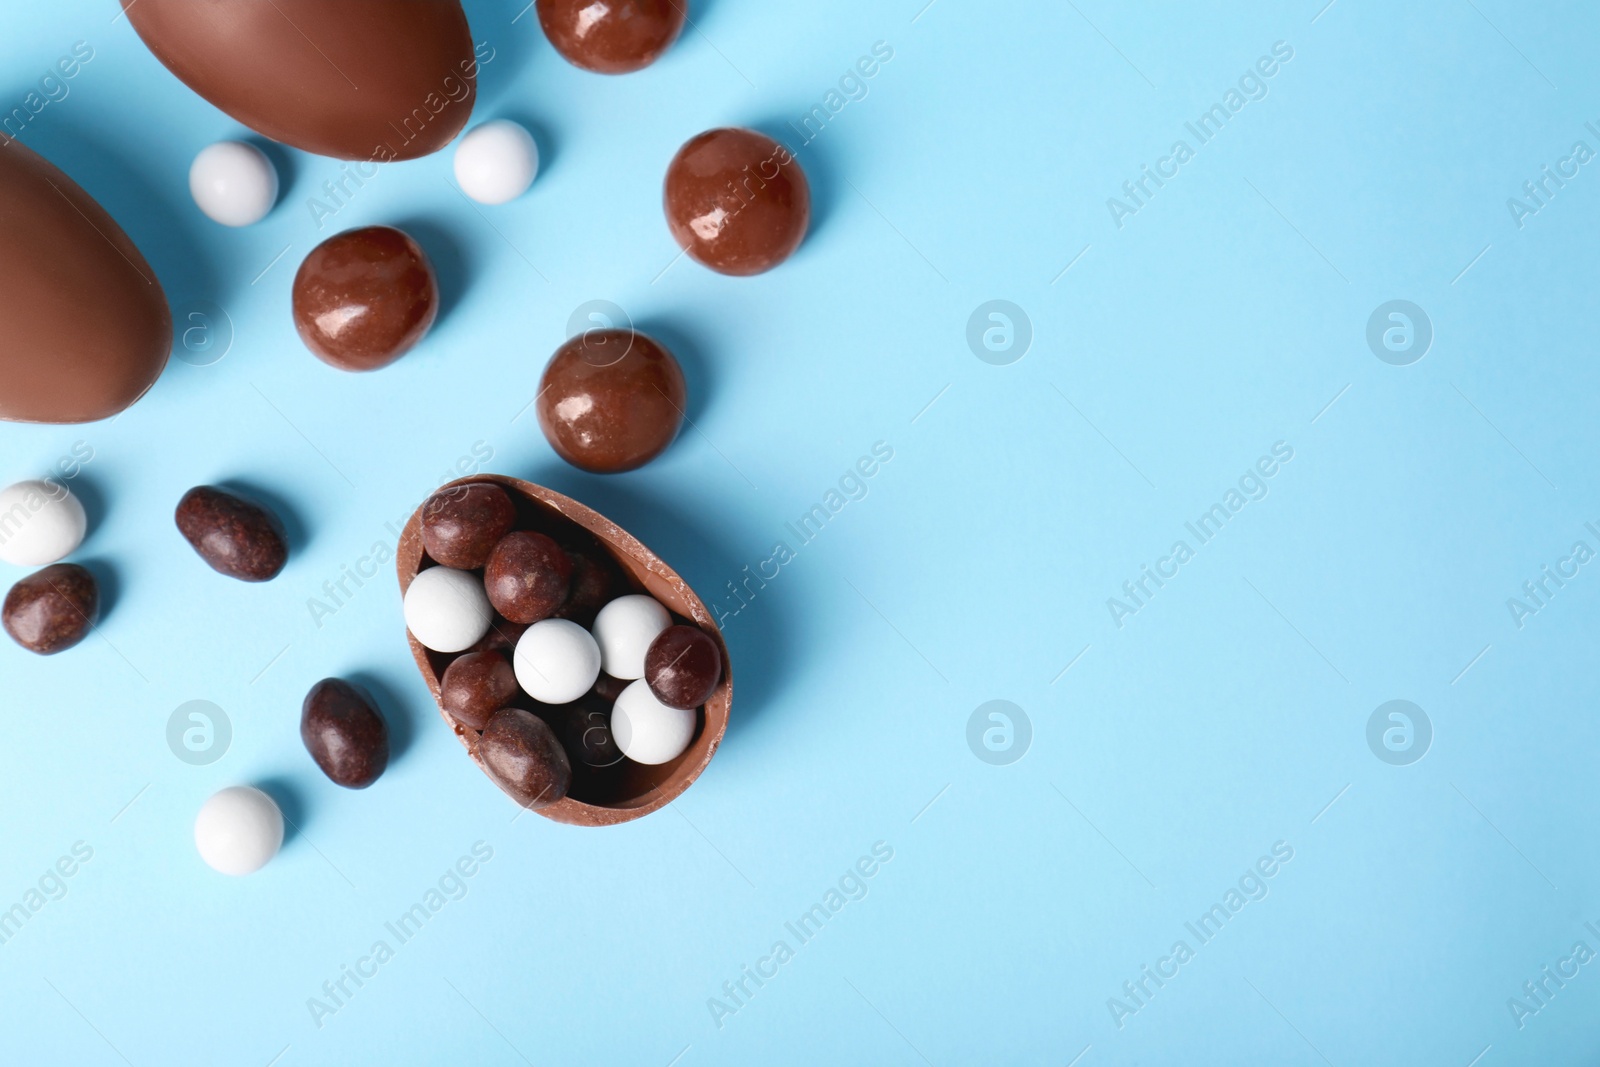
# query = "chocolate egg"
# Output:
<box><xmin>122</xmin><ymin>0</ymin><xmax>480</xmax><ymax>161</ymax></box>
<box><xmin>292</xmin><ymin>226</ymin><xmax>439</xmax><ymax>371</ymax></box>
<box><xmin>664</xmin><ymin>127</ymin><xmax>810</xmax><ymax>276</ymax></box>
<box><xmin>536</xmin><ymin>0</ymin><xmax>687</xmax><ymax>74</ymax></box>
<box><xmin>0</xmin><ymin>142</ymin><xmax>170</xmax><ymax>424</ymax></box>
<box><xmin>397</xmin><ymin>475</ymin><xmax>731</xmax><ymax>826</ymax></box>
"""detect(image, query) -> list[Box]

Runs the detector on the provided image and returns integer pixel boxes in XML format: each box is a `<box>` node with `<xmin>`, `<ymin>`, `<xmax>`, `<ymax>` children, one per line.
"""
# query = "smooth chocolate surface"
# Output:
<box><xmin>301</xmin><ymin>678</ymin><xmax>389</xmax><ymax>788</ymax></box>
<box><xmin>479</xmin><ymin>707</ymin><xmax>572</xmax><ymax>809</ymax></box>
<box><xmin>0</xmin><ymin>141</ymin><xmax>170</xmax><ymax>424</ymax></box>
<box><xmin>175</xmin><ymin>486</ymin><xmax>288</xmax><ymax>582</ymax></box>
<box><xmin>3</xmin><ymin>564</ymin><xmax>98</xmax><ymax>655</ymax></box>
<box><xmin>485</xmin><ymin>531</ymin><xmax>572</xmax><ymax>623</ymax></box>
<box><xmin>664</xmin><ymin>127</ymin><xmax>810</xmax><ymax>276</ymax></box>
<box><xmin>536</xmin><ymin>329</ymin><xmax>686</xmax><ymax>473</ymax></box>
<box><xmin>536</xmin><ymin>0</ymin><xmax>687</xmax><ymax>74</ymax></box>
<box><xmin>123</xmin><ymin>0</ymin><xmax>479</xmax><ymax>161</ymax></box>
<box><xmin>441</xmin><ymin>649</ymin><xmax>520</xmax><ymax>731</ymax></box>
<box><xmin>421</xmin><ymin>483</ymin><xmax>516</xmax><ymax>569</ymax></box>
<box><xmin>293</xmin><ymin>226</ymin><xmax>438</xmax><ymax>371</ymax></box>
<box><xmin>645</xmin><ymin>624</ymin><xmax>722</xmax><ymax>710</ymax></box>
<box><xmin>562</xmin><ymin>703</ymin><xmax>624</xmax><ymax>768</ymax></box>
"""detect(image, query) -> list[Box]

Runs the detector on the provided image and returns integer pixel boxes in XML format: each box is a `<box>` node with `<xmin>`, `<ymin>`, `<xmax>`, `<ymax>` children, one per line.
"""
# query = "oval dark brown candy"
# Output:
<box><xmin>175</xmin><ymin>486</ymin><xmax>288</xmax><ymax>582</ymax></box>
<box><xmin>536</xmin><ymin>0</ymin><xmax>687</xmax><ymax>74</ymax></box>
<box><xmin>421</xmin><ymin>483</ymin><xmax>516</xmax><ymax>569</ymax></box>
<box><xmin>535</xmin><ymin>329</ymin><xmax>686</xmax><ymax>474</ymax></box>
<box><xmin>484</xmin><ymin>531</ymin><xmax>571</xmax><ymax>624</ymax></box>
<box><xmin>644</xmin><ymin>624</ymin><xmax>722</xmax><ymax>709</ymax></box>
<box><xmin>2</xmin><ymin>564</ymin><xmax>98</xmax><ymax>655</ymax></box>
<box><xmin>301</xmin><ymin>678</ymin><xmax>389</xmax><ymax>788</ymax></box>
<box><xmin>562</xmin><ymin>702</ymin><xmax>624</xmax><ymax>768</ymax></box>
<box><xmin>479</xmin><ymin>706</ymin><xmax>571</xmax><ymax>809</ymax></box>
<box><xmin>553</xmin><ymin>550</ymin><xmax>615</xmax><ymax>628</ymax></box>
<box><xmin>440</xmin><ymin>650</ymin><xmax>519</xmax><ymax>731</ymax></box>
<box><xmin>292</xmin><ymin>226</ymin><xmax>438</xmax><ymax>372</ymax></box>
<box><xmin>663</xmin><ymin>127</ymin><xmax>810</xmax><ymax>276</ymax></box>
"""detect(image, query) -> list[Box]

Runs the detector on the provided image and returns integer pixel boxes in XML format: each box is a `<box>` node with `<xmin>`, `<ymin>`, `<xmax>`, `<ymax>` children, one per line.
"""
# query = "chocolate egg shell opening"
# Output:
<box><xmin>397</xmin><ymin>474</ymin><xmax>730</xmax><ymax>826</ymax></box>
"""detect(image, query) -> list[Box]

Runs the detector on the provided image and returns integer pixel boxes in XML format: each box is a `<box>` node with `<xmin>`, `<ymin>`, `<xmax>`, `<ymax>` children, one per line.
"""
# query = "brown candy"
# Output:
<box><xmin>440</xmin><ymin>650</ymin><xmax>519</xmax><ymax>731</ymax></box>
<box><xmin>484</xmin><ymin>531</ymin><xmax>572</xmax><ymax>623</ymax></box>
<box><xmin>421</xmin><ymin>483</ymin><xmax>516</xmax><ymax>569</ymax></box>
<box><xmin>591</xmin><ymin>671</ymin><xmax>630</xmax><ymax>704</ymax></box>
<box><xmin>536</xmin><ymin>0</ymin><xmax>687</xmax><ymax>74</ymax></box>
<box><xmin>123</xmin><ymin>0</ymin><xmax>477</xmax><ymax>161</ymax></box>
<box><xmin>553</xmin><ymin>551</ymin><xmax>616</xmax><ymax>628</ymax></box>
<box><xmin>562</xmin><ymin>703</ymin><xmax>624</xmax><ymax>767</ymax></box>
<box><xmin>292</xmin><ymin>226</ymin><xmax>438</xmax><ymax>372</ymax></box>
<box><xmin>301</xmin><ymin>678</ymin><xmax>389</xmax><ymax>788</ymax></box>
<box><xmin>0</xmin><ymin>141</ymin><xmax>171</xmax><ymax>424</ymax></box>
<box><xmin>3</xmin><ymin>564</ymin><xmax>98</xmax><ymax>655</ymax></box>
<box><xmin>479</xmin><ymin>706</ymin><xmax>572</xmax><ymax>809</ymax></box>
<box><xmin>663</xmin><ymin>127</ymin><xmax>810</xmax><ymax>276</ymax></box>
<box><xmin>175</xmin><ymin>486</ymin><xmax>288</xmax><ymax>582</ymax></box>
<box><xmin>645</xmin><ymin>625</ymin><xmax>722</xmax><ymax>709</ymax></box>
<box><xmin>468</xmin><ymin>617</ymin><xmax>530</xmax><ymax>656</ymax></box>
<box><xmin>535</xmin><ymin>329</ymin><xmax>686</xmax><ymax>473</ymax></box>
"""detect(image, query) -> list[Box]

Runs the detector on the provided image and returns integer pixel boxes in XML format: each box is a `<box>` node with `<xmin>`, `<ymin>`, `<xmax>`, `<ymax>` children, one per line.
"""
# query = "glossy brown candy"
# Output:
<box><xmin>562</xmin><ymin>703</ymin><xmax>624</xmax><ymax>767</ymax></box>
<box><xmin>2</xmin><ymin>564</ymin><xmax>98</xmax><ymax>655</ymax></box>
<box><xmin>421</xmin><ymin>483</ymin><xmax>516</xmax><ymax>569</ymax></box>
<box><xmin>478</xmin><ymin>707</ymin><xmax>571</xmax><ymax>809</ymax></box>
<box><xmin>122</xmin><ymin>0</ymin><xmax>478</xmax><ymax>161</ymax></box>
<box><xmin>591</xmin><ymin>671</ymin><xmax>630</xmax><ymax>704</ymax></box>
<box><xmin>664</xmin><ymin>127</ymin><xmax>810</xmax><ymax>276</ymax></box>
<box><xmin>468</xmin><ymin>617</ymin><xmax>529</xmax><ymax>656</ymax></box>
<box><xmin>0</xmin><ymin>141</ymin><xmax>171</xmax><ymax>424</ymax></box>
<box><xmin>484</xmin><ymin>531</ymin><xmax>571</xmax><ymax>623</ymax></box>
<box><xmin>293</xmin><ymin>226</ymin><xmax>438</xmax><ymax>372</ymax></box>
<box><xmin>536</xmin><ymin>0</ymin><xmax>687</xmax><ymax>74</ymax></box>
<box><xmin>301</xmin><ymin>678</ymin><xmax>389</xmax><ymax>788</ymax></box>
<box><xmin>645</xmin><ymin>624</ymin><xmax>722</xmax><ymax>710</ymax></box>
<box><xmin>553</xmin><ymin>550</ymin><xmax>615</xmax><ymax>627</ymax></box>
<box><xmin>440</xmin><ymin>650</ymin><xmax>519</xmax><ymax>731</ymax></box>
<box><xmin>175</xmin><ymin>486</ymin><xmax>288</xmax><ymax>582</ymax></box>
<box><xmin>535</xmin><ymin>329</ymin><xmax>686</xmax><ymax>473</ymax></box>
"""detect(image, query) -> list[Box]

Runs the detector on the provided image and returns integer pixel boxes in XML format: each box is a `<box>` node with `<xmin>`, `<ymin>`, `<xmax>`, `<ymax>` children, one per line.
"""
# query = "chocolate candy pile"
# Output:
<box><xmin>404</xmin><ymin>482</ymin><xmax>722</xmax><ymax>810</ymax></box>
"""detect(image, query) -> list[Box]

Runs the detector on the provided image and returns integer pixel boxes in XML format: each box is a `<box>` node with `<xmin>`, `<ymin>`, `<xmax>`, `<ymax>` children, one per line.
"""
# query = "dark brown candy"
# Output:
<box><xmin>562</xmin><ymin>703</ymin><xmax>624</xmax><ymax>767</ymax></box>
<box><xmin>421</xmin><ymin>483</ymin><xmax>516</xmax><ymax>569</ymax></box>
<box><xmin>175</xmin><ymin>486</ymin><xmax>288</xmax><ymax>582</ymax></box>
<box><xmin>479</xmin><ymin>706</ymin><xmax>572</xmax><ymax>809</ymax></box>
<box><xmin>536</xmin><ymin>0</ymin><xmax>687</xmax><ymax>74</ymax></box>
<box><xmin>440</xmin><ymin>650</ymin><xmax>519</xmax><ymax>731</ymax></box>
<box><xmin>2</xmin><ymin>564</ymin><xmax>98</xmax><ymax>654</ymax></box>
<box><xmin>664</xmin><ymin>127</ymin><xmax>810</xmax><ymax>276</ymax></box>
<box><xmin>554</xmin><ymin>551</ymin><xmax>615</xmax><ymax>628</ymax></box>
<box><xmin>591</xmin><ymin>671</ymin><xmax>630</xmax><ymax>703</ymax></box>
<box><xmin>535</xmin><ymin>329</ymin><xmax>686</xmax><ymax>474</ymax></box>
<box><xmin>645</xmin><ymin>625</ymin><xmax>722</xmax><ymax>709</ymax></box>
<box><xmin>301</xmin><ymin>678</ymin><xmax>389</xmax><ymax>788</ymax></box>
<box><xmin>292</xmin><ymin>226</ymin><xmax>438</xmax><ymax>372</ymax></box>
<box><xmin>484</xmin><ymin>531</ymin><xmax>571</xmax><ymax>624</ymax></box>
<box><xmin>468</xmin><ymin>617</ymin><xmax>530</xmax><ymax>655</ymax></box>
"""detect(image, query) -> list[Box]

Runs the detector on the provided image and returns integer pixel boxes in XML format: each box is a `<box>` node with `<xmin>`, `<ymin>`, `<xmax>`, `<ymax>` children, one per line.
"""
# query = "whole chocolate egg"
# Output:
<box><xmin>0</xmin><ymin>141</ymin><xmax>170</xmax><ymax>424</ymax></box>
<box><xmin>122</xmin><ymin>0</ymin><xmax>481</xmax><ymax>161</ymax></box>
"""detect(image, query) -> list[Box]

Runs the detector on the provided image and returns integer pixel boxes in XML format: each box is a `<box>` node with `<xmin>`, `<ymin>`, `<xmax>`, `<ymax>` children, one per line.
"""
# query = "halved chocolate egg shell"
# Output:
<box><xmin>397</xmin><ymin>474</ymin><xmax>730</xmax><ymax>826</ymax></box>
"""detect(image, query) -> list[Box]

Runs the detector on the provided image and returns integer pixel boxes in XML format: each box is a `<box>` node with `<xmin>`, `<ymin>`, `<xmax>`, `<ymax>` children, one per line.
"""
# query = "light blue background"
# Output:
<box><xmin>0</xmin><ymin>1</ymin><xmax>1596</xmax><ymax>1063</ymax></box>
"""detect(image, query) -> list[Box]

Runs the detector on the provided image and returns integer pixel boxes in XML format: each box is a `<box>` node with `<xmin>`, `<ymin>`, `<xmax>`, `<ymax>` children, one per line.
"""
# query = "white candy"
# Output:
<box><xmin>612</xmin><ymin>679</ymin><xmax>696</xmax><ymax>765</ymax></box>
<box><xmin>592</xmin><ymin>594</ymin><xmax>670</xmax><ymax>680</ymax></box>
<box><xmin>453</xmin><ymin>120</ymin><xmax>539</xmax><ymax>205</ymax></box>
<box><xmin>514</xmin><ymin>618</ymin><xmax>601</xmax><ymax>704</ymax></box>
<box><xmin>189</xmin><ymin>141</ymin><xmax>279</xmax><ymax>226</ymax></box>
<box><xmin>195</xmin><ymin>786</ymin><xmax>284</xmax><ymax>875</ymax></box>
<box><xmin>0</xmin><ymin>480</ymin><xmax>86</xmax><ymax>566</ymax></box>
<box><xmin>404</xmin><ymin>566</ymin><xmax>493</xmax><ymax>653</ymax></box>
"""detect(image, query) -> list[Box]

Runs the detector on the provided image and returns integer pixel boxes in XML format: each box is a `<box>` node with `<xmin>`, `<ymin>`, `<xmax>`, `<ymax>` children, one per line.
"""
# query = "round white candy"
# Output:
<box><xmin>189</xmin><ymin>141</ymin><xmax>279</xmax><ymax>226</ymax></box>
<box><xmin>195</xmin><ymin>786</ymin><xmax>284</xmax><ymax>875</ymax></box>
<box><xmin>0</xmin><ymin>480</ymin><xmax>86</xmax><ymax>566</ymax></box>
<box><xmin>592</xmin><ymin>594</ymin><xmax>670</xmax><ymax>680</ymax></box>
<box><xmin>404</xmin><ymin>566</ymin><xmax>493</xmax><ymax>653</ymax></box>
<box><xmin>514</xmin><ymin>618</ymin><xmax>601</xmax><ymax>704</ymax></box>
<box><xmin>453</xmin><ymin>120</ymin><xmax>539</xmax><ymax>205</ymax></box>
<box><xmin>612</xmin><ymin>679</ymin><xmax>696</xmax><ymax>765</ymax></box>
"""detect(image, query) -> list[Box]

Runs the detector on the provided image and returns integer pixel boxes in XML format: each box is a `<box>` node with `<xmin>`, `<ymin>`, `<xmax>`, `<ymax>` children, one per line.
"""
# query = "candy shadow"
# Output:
<box><xmin>65</xmin><ymin>474</ymin><xmax>108</xmax><ymax>553</ymax></box>
<box><xmin>346</xmin><ymin>668</ymin><xmax>422</xmax><ymax>768</ymax></box>
<box><xmin>244</xmin><ymin>136</ymin><xmax>296</xmax><ymax>217</ymax></box>
<box><xmin>214</xmin><ymin>478</ymin><xmax>310</xmax><ymax>558</ymax></box>
<box><xmin>77</xmin><ymin>557</ymin><xmax>120</xmax><ymax>623</ymax></box>
<box><xmin>394</xmin><ymin>217</ymin><xmax>469</xmax><ymax>337</ymax></box>
<box><xmin>757</xmin><ymin>117</ymin><xmax>840</xmax><ymax>251</ymax></box>
<box><xmin>21</xmin><ymin>116</ymin><xmax>221</xmax><ymax>324</ymax></box>
<box><xmin>631</xmin><ymin>315</ymin><xmax>712</xmax><ymax>428</ymax></box>
<box><xmin>253</xmin><ymin>775</ymin><xmax>308</xmax><ymax>846</ymax></box>
<box><xmin>459</xmin><ymin>0</ymin><xmax>539</xmax><ymax>107</ymax></box>
<box><xmin>529</xmin><ymin>472</ymin><xmax>786</xmax><ymax>742</ymax></box>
